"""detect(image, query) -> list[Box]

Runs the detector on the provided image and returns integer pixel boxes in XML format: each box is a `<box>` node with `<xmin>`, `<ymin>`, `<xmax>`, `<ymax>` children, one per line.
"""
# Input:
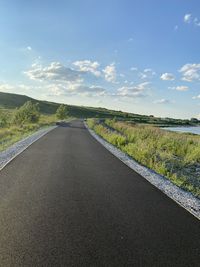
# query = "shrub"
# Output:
<box><xmin>0</xmin><ymin>111</ymin><xmax>9</xmax><ymax>127</ymax></box>
<box><xmin>56</xmin><ymin>104</ymin><xmax>68</xmax><ymax>120</ymax></box>
<box><xmin>13</xmin><ymin>101</ymin><xmax>40</xmax><ymax>125</ymax></box>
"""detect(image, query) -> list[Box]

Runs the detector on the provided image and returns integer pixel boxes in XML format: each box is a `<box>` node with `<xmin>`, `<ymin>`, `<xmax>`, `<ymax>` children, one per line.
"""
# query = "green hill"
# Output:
<box><xmin>0</xmin><ymin>91</ymin><xmax>144</xmax><ymax>119</ymax></box>
<box><xmin>0</xmin><ymin>91</ymin><xmax>196</xmax><ymax>125</ymax></box>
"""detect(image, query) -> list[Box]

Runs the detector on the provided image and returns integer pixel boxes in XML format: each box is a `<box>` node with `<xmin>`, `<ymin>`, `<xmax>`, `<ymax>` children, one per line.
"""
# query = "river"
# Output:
<box><xmin>162</xmin><ymin>126</ymin><xmax>200</xmax><ymax>135</ymax></box>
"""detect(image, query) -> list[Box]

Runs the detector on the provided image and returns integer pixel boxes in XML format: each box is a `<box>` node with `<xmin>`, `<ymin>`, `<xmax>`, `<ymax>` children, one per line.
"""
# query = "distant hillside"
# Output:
<box><xmin>0</xmin><ymin>91</ymin><xmax>138</xmax><ymax>119</ymax></box>
<box><xmin>0</xmin><ymin>92</ymin><xmax>62</xmax><ymax>114</ymax></box>
<box><xmin>0</xmin><ymin>91</ymin><xmax>196</xmax><ymax>125</ymax></box>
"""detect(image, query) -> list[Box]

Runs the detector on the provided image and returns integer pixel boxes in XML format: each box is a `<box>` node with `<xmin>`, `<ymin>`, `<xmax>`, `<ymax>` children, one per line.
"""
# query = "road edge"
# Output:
<box><xmin>84</xmin><ymin>122</ymin><xmax>200</xmax><ymax>220</ymax></box>
<box><xmin>0</xmin><ymin>125</ymin><xmax>57</xmax><ymax>171</ymax></box>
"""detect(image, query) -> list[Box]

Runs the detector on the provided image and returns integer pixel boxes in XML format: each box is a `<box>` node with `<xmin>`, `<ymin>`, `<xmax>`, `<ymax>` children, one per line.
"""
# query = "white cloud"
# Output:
<box><xmin>194</xmin><ymin>17</ymin><xmax>200</xmax><ymax>27</ymax></box>
<box><xmin>160</xmin><ymin>72</ymin><xmax>175</xmax><ymax>81</ymax></box>
<box><xmin>196</xmin><ymin>114</ymin><xmax>200</xmax><ymax>119</ymax></box>
<box><xmin>47</xmin><ymin>83</ymin><xmax>106</xmax><ymax>97</ymax></box>
<box><xmin>25</xmin><ymin>62</ymin><xmax>82</xmax><ymax>82</ymax></box>
<box><xmin>154</xmin><ymin>99</ymin><xmax>171</xmax><ymax>104</ymax></box>
<box><xmin>73</xmin><ymin>60</ymin><xmax>101</xmax><ymax>77</ymax></box>
<box><xmin>130</xmin><ymin>67</ymin><xmax>156</xmax><ymax>80</ymax></box>
<box><xmin>130</xmin><ymin>67</ymin><xmax>138</xmax><ymax>71</ymax></box>
<box><xmin>169</xmin><ymin>85</ymin><xmax>189</xmax><ymax>91</ymax></box>
<box><xmin>175</xmin><ymin>85</ymin><xmax>189</xmax><ymax>91</ymax></box>
<box><xmin>116</xmin><ymin>82</ymin><xmax>150</xmax><ymax>98</ymax></box>
<box><xmin>24</xmin><ymin>61</ymin><xmax>120</xmax><ymax>98</ymax></box>
<box><xmin>0</xmin><ymin>82</ymin><xmax>34</xmax><ymax>97</ymax></box>
<box><xmin>192</xmin><ymin>94</ymin><xmax>200</xmax><ymax>100</ymax></box>
<box><xmin>179</xmin><ymin>63</ymin><xmax>200</xmax><ymax>82</ymax></box>
<box><xmin>71</xmin><ymin>84</ymin><xmax>106</xmax><ymax>96</ymax></box>
<box><xmin>0</xmin><ymin>83</ymin><xmax>31</xmax><ymax>94</ymax></box>
<box><xmin>183</xmin><ymin>14</ymin><xmax>200</xmax><ymax>27</ymax></box>
<box><xmin>184</xmin><ymin>14</ymin><xmax>192</xmax><ymax>23</ymax></box>
<box><xmin>139</xmin><ymin>68</ymin><xmax>156</xmax><ymax>79</ymax></box>
<box><xmin>47</xmin><ymin>85</ymin><xmax>66</xmax><ymax>96</ymax></box>
<box><xmin>139</xmin><ymin>73</ymin><xmax>147</xmax><ymax>79</ymax></box>
<box><xmin>0</xmin><ymin>83</ymin><xmax>15</xmax><ymax>92</ymax></box>
<box><xmin>103</xmin><ymin>63</ymin><xmax>116</xmax><ymax>82</ymax></box>
<box><xmin>26</xmin><ymin>46</ymin><xmax>32</xmax><ymax>51</ymax></box>
<box><xmin>144</xmin><ymin>68</ymin><xmax>152</xmax><ymax>73</ymax></box>
<box><xmin>0</xmin><ymin>80</ymin><xmax>106</xmax><ymax>98</ymax></box>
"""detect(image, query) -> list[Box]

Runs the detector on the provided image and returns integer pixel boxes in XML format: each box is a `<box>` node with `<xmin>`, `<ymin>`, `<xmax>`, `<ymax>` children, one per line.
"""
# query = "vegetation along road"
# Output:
<box><xmin>0</xmin><ymin>120</ymin><xmax>199</xmax><ymax>266</ymax></box>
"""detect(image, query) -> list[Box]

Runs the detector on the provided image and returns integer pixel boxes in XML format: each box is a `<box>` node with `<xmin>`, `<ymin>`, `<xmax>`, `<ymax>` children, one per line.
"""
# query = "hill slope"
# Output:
<box><xmin>0</xmin><ymin>91</ymin><xmax>146</xmax><ymax>119</ymax></box>
<box><xmin>0</xmin><ymin>91</ymin><xmax>196</xmax><ymax>125</ymax></box>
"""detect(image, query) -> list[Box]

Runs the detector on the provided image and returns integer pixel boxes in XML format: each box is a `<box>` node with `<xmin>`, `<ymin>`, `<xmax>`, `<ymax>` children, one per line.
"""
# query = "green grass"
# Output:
<box><xmin>87</xmin><ymin>118</ymin><xmax>200</xmax><ymax>198</ymax></box>
<box><xmin>0</xmin><ymin>114</ymin><xmax>58</xmax><ymax>152</ymax></box>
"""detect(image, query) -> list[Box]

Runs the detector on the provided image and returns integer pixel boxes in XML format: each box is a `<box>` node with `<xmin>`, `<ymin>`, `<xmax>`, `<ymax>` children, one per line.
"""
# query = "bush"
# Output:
<box><xmin>56</xmin><ymin>105</ymin><xmax>68</xmax><ymax>120</ymax></box>
<box><xmin>13</xmin><ymin>101</ymin><xmax>40</xmax><ymax>125</ymax></box>
<box><xmin>0</xmin><ymin>111</ymin><xmax>9</xmax><ymax>127</ymax></box>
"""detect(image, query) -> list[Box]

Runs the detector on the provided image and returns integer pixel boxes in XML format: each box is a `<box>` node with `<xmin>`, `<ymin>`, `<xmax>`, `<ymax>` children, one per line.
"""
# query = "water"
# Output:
<box><xmin>162</xmin><ymin>126</ymin><xmax>200</xmax><ymax>135</ymax></box>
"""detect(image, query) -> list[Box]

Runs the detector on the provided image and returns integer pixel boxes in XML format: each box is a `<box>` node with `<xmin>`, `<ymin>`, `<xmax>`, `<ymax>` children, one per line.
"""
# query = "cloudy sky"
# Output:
<box><xmin>0</xmin><ymin>0</ymin><xmax>200</xmax><ymax>119</ymax></box>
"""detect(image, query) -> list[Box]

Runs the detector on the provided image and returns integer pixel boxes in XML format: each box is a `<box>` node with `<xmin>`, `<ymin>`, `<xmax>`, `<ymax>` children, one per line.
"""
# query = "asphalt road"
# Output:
<box><xmin>0</xmin><ymin>120</ymin><xmax>199</xmax><ymax>267</ymax></box>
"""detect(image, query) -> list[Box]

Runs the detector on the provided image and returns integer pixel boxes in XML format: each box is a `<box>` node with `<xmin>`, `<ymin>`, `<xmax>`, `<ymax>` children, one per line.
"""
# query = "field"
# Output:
<box><xmin>87</xmin><ymin>118</ymin><xmax>200</xmax><ymax>198</ymax></box>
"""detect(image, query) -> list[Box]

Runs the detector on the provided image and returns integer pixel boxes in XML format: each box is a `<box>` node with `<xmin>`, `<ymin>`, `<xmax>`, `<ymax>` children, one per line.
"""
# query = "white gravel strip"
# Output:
<box><xmin>0</xmin><ymin>126</ymin><xmax>57</xmax><ymax>170</ymax></box>
<box><xmin>85</xmin><ymin>122</ymin><xmax>200</xmax><ymax>220</ymax></box>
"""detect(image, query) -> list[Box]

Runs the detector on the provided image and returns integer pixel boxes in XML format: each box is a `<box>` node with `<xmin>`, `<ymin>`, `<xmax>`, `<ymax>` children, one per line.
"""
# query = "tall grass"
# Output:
<box><xmin>87</xmin><ymin>118</ymin><xmax>200</xmax><ymax>198</ymax></box>
<box><xmin>0</xmin><ymin>114</ymin><xmax>57</xmax><ymax>152</ymax></box>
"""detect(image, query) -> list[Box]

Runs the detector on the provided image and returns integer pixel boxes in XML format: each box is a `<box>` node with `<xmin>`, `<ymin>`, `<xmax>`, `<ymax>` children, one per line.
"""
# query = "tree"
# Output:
<box><xmin>56</xmin><ymin>105</ymin><xmax>68</xmax><ymax>120</ymax></box>
<box><xmin>13</xmin><ymin>101</ymin><xmax>40</xmax><ymax>125</ymax></box>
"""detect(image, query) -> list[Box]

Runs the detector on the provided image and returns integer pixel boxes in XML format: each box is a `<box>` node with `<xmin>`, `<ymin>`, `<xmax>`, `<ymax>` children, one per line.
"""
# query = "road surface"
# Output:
<box><xmin>0</xmin><ymin>120</ymin><xmax>199</xmax><ymax>266</ymax></box>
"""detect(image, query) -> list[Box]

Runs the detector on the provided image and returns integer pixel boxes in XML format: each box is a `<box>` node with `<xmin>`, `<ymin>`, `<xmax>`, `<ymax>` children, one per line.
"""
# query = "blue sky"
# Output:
<box><xmin>0</xmin><ymin>0</ymin><xmax>200</xmax><ymax>118</ymax></box>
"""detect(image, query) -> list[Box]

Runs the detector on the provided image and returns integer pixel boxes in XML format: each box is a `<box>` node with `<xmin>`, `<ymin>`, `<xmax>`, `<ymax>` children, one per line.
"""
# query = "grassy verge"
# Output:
<box><xmin>87</xmin><ymin>118</ymin><xmax>200</xmax><ymax>198</ymax></box>
<box><xmin>0</xmin><ymin>114</ymin><xmax>58</xmax><ymax>152</ymax></box>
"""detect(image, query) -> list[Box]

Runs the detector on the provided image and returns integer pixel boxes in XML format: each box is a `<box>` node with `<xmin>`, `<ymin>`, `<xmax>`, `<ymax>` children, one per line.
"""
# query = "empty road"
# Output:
<box><xmin>0</xmin><ymin>120</ymin><xmax>199</xmax><ymax>266</ymax></box>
